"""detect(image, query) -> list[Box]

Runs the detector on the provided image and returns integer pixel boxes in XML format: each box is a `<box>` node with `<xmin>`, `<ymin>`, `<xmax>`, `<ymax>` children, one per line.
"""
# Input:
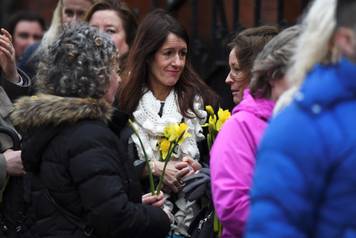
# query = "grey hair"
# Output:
<box><xmin>271</xmin><ymin>0</ymin><xmax>337</xmax><ymax>115</ymax></box>
<box><xmin>36</xmin><ymin>24</ymin><xmax>118</xmax><ymax>99</ymax></box>
<box><xmin>250</xmin><ymin>25</ymin><xmax>301</xmax><ymax>99</ymax></box>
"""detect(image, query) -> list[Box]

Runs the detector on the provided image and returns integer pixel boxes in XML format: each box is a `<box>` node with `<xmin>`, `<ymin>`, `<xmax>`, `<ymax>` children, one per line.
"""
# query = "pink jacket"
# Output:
<box><xmin>210</xmin><ymin>89</ymin><xmax>275</xmax><ymax>238</ymax></box>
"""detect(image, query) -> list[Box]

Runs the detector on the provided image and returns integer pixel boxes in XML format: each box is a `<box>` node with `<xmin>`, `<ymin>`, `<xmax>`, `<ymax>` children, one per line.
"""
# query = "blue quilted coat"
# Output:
<box><xmin>245</xmin><ymin>58</ymin><xmax>356</xmax><ymax>238</ymax></box>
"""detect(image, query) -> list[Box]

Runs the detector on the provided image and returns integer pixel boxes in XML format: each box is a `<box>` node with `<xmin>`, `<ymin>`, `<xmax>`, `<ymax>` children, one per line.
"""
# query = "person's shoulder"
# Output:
<box><xmin>71</xmin><ymin>120</ymin><xmax>114</xmax><ymax>138</ymax></box>
<box><xmin>18</xmin><ymin>42</ymin><xmax>41</xmax><ymax>64</ymax></box>
<box><xmin>228</xmin><ymin>108</ymin><xmax>263</xmax><ymax>129</ymax></box>
<box><xmin>260</xmin><ymin>101</ymin><xmax>324</xmax><ymax>158</ymax></box>
<box><xmin>67</xmin><ymin>120</ymin><xmax>117</xmax><ymax>147</ymax></box>
<box><xmin>63</xmin><ymin>121</ymin><xmax>121</xmax><ymax>160</ymax></box>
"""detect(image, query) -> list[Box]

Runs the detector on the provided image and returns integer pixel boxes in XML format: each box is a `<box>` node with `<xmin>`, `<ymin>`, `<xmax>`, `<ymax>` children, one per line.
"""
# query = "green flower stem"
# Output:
<box><xmin>156</xmin><ymin>129</ymin><xmax>188</xmax><ymax>195</ymax></box>
<box><xmin>129</xmin><ymin>120</ymin><xmax>155</xmax><ymax>195</ymax></box>
<box><xmin>155</xmin><ymin>142</ymin><xmax>176</xmax><ymax>195</ymax></box>
<box><xmin>207</xmin><ymin>133</ymin><xmax>212</xmax><ymax>151</ymax></box>
<box><xmin>213</xmin><ymin>212</ymin><xmax>223</xmax><ymax>237</ymax></box>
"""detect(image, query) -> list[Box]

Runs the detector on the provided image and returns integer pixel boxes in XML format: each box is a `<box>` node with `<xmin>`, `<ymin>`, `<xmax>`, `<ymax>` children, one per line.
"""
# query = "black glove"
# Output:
<box><xmin>183</xmin><ymin>168</ymin><xmax>210</xmax><ymax>201</ymax></box>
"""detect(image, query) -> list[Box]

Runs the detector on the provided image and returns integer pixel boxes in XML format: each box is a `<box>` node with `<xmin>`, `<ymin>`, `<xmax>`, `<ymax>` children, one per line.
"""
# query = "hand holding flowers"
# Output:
<box><xmin>129</xmin><ymin>120</ymin><xmax>191</xmax><ymax>195</ymax></box>
<box><xmin>156</xmin><ymin>122</ymin><xmax>191</xmax><ymax>195</ymax></box>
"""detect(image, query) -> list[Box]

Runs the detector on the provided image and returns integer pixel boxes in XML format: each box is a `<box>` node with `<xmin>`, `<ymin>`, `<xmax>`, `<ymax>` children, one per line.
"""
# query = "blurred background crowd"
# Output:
<box><xmin>0</xmin><ymin>0</ymin><xmax>311</xmax><ymax>109</ymax></box>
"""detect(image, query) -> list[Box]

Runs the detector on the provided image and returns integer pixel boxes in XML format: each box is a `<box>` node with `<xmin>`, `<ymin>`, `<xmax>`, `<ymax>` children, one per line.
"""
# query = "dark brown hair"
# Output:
<box><xmin>119</xmin><ymin>9</ymin><xmax>218</xmax><ymax>117</ymax></box>
<box><xmin>85</xmin><ymin>0</ymin><xmax>138</xmax><ymax>48</ymax></box>
<box><xmin>228</xmin><ymin>26</ymin><xmax>279</xmax><ymax>79</ymax></box>
<box><xmin>7</xmin><ymin>11</ymin><xmax>46</xmax><ymax>36</ymax></box>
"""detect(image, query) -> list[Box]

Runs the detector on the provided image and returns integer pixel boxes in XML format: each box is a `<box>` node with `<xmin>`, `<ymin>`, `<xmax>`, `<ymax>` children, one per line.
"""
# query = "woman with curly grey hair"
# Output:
<box><xmin>10</xmin><ymin>24</ymin><xmax>170</xmax><ymax>238</ymax></box>
<box><xmin>210</xmin><ymin>25</ymin><xmax>300</xmax><ymax>238</ymax></box>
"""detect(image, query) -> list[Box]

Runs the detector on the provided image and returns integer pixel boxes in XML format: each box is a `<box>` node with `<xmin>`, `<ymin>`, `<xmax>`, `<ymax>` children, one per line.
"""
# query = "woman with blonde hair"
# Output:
<box><xmin>18</xmin><ymin>0</ymin><xmax>95</xmax><ymax>84</ymax></box>
<box><xmin>245</xmin><ymin>0</ymin><xmax>356</xmax><ymax>237</ymax></box>
<box><xmin>273</xmin><ymin>0</ymin><xmax>337</xmax><ymax>114</ymax></box>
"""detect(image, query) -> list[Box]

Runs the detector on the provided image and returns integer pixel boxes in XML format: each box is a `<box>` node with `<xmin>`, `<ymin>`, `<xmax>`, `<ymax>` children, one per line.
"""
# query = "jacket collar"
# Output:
<box><xmin>11</xmin><ymin>94</ymin><xmax>113</xmax><ymax>131</ymax></box>
<box><xmin>296</xmin><ymin>58</ymin><xmax>356</xmax><ymax>112</ymax></box>
<box><xmin>233</xmin><ymin>89</ymin><xmax>275</xmax><ymax>121</ymax></box>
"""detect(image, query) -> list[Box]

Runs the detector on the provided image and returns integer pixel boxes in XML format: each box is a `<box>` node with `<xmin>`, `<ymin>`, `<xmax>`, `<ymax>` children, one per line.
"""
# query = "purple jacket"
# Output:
<box><xmin>210</xmin><ymin>89</ymin><xmax>275</xmax><ymax>238</ymax></box>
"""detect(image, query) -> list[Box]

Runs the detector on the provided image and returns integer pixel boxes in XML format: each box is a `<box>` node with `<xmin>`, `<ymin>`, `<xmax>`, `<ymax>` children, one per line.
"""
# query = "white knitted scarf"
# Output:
<box><xmin>130</xmin><ymin>89</ymin><xmax>207</xmax><ymax>162</ymax></box>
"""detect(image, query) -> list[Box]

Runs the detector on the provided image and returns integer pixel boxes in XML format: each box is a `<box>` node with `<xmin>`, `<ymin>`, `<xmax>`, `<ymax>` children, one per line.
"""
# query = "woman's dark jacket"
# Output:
<box><xmin>10</xmin><ymin>94</ymin><xmax>170</xmax><ymax>238</ymax></box>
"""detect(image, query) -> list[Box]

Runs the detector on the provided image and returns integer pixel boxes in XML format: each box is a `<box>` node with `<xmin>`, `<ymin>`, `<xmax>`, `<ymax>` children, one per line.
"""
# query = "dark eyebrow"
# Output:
<box><xmin>162</xmin><ymin>47</ymin><xmax>187</xmax><ymax>51</ymax></box>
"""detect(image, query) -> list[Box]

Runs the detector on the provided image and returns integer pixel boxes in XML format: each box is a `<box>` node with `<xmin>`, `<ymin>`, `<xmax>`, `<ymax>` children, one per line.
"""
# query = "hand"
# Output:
<box><xmin>175</xmin><ymin>156</ymin><xmax>202</xmax><ymax>181</ymax></box>
<box><xmin>142</xmin><ymin>191</ymin><xmax>165</xmax><ymax>208</ymax></box>
<box><xmin>3</xmin><ymin>149</ymin><xmax>25</xmax><ymax>176</ymax></box>
<box><xmin>0</xmin><ymin>28</ymin><xmax>18</xmax><ymax>83</ymax></box>
<box><xmin>182</xmin><ymin>156</ymin><xmax>202</xmax><ymax>171</ymax></box>
<box><xmin>153</xmin><ymin>160</ymin><xmax>182</xmax><ymax>193</ymax></box>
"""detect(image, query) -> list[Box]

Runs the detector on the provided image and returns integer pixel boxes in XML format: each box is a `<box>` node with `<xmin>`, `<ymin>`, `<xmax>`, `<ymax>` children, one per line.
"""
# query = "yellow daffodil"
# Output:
<box><xmin>216</xmin><ymin>108</ymin><xmax>231</xmax><ymax>131</ymax></box>
<box><xmin>203</xmin><ymin>105</ymin><xmax>231</xmax><ymax>150</ymax></box>
<box><xmin>155</xmin><ymin>122</ymin><xmax>191</xmax><ymax>195</ymax></box>
<box><xmin>178</xmin><ymin>130</ymin><xmax>191</xmax><ymax>145</ymax></box>
<box><xmin>205</xmin><ymin>105</ymin><xmax>215</xmax><ymax>116</ymax></box>
<box><xmin>208</xmin><ymin>114</ymin><xmax>217</xmax><ymax>129</ymax></box>
<box><xmin>176</xmin><ymin>123</ymin><xmax>190</xmax><ymax>143</ymax></box>
<box><xmin>163</xmin><ymin>123</ymin><xmax>179</xmax><ymax>142</ymax></box>
<box><xmin>159</xmin><ymin>138</ymin><xmax>171</xmax><ymax>160</ymax></box>
<box><xmin>163</xmin><ymin>122</ymin><xmax>190</xmax><ymax>143</ymax></box>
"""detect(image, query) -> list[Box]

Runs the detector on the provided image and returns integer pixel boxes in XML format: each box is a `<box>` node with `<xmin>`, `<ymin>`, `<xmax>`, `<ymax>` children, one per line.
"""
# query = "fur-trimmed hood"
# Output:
<box><xmin>11</xmin><ymin>94</ymin><xmax>113</xmax><ymax>131</ymax></box>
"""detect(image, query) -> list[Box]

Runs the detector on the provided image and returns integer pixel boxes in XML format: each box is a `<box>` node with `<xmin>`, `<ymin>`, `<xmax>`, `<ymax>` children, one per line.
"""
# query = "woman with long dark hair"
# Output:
<box><xmin>120</xmin><ymin>9</ymin><xmax>218</xmax><ymax>237</ymax></box>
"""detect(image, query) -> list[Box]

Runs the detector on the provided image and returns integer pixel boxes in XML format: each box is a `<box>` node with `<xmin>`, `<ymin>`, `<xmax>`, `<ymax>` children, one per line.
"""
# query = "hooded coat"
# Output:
<box><xmin>210</xmin><ymin>89</ymin><xmax>275</xmax><ymax>238</ymax></box>
<box><xmin>245</xmin><ymin>58</ymin><xmax>356</xmax><ymax>238</ymax></box>
<box><xmin>10</xmin><ymin>94</ymin><xmax>170</xmax><ymax>238</ymax></box>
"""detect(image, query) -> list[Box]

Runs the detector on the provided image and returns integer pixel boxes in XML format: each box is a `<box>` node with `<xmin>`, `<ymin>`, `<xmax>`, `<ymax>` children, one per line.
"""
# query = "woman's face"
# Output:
<box><xmin>149</xmin><ymin>33</ymin><xmax>187</xmax><ymax>100</ymax></box>
<box><xmin>225</xmin><ymin>47</ymin><xmax>249</xmax><ymax>104</ymax></box>
<box><xmin>62</xmin><ymin>0</ymin><xmax>92</xmax><ymax>25</ymax></box>
<box><xmin>89</xmin><ymin>10</ymin><xmax>129</xmax><ymax>55</ymax></box>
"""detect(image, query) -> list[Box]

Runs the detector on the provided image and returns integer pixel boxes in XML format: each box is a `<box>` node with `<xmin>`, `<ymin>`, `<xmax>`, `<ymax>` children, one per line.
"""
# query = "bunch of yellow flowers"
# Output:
<box><xmin>129</xmin><ymin>119</ymin><xmax>191</xmax><ymax>195</ymax></box>
<box><xmin>156</xmin><ymin>122</ymin><xmax>191</xmax><ymax>195</ymax></box>
<box><xmin>204</xmin><ymin>105</ymin><xmax>231</xmax><ymax>150</ymax></box>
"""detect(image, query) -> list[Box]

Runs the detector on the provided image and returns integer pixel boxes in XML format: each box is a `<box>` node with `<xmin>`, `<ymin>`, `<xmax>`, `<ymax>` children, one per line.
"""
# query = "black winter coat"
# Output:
<box><xmin>10</xmin><ymin>95</ymin><xmax>170</xmax><ymax>238</ymax></box>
